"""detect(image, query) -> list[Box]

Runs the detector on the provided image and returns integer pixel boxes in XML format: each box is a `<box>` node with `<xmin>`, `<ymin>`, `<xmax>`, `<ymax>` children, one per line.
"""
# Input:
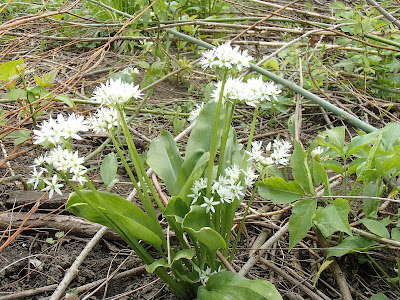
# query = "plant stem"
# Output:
<box><xmin>229</xmin><ymin>186</ymin><xmax>257</xmax><ymax>262</ymax></box>
<box><xmin>217</xmin><ymin>101</ymin><xmax>235</xmax><ymax>176</ymax></box>
<box><xmin>206</xmin><ymin>69</ymin><xmax>228</xmax><ymax>198</ymax></box>
<box><xmin>118</xmin><ymin>110</ymin><xmax>165</xmax><ymax>212</ymax></box>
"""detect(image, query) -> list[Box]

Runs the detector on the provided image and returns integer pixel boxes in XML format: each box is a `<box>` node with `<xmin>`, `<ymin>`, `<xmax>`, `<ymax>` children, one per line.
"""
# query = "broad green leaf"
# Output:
<box><xmin>55</xmin><ymin>95</ymin><xmax>75</xmax><ymax>108</ymax></box>
<box><xmin>320</xmin><ymin>159</ymin><xmax>343</xmax><ymax>174</ymax></box>
<box><xmin>0</xmin><ymin>58</ymin><xmax>25</xmax><ymax>88</ymax></box>
<box><xmin>383</xmin><ymin>154</ymin><xmax>400</xmax><ymax>172</ymax></box>
<box><xmin>291</xmin><ymin>141</ymin><xmax>314</xmax><ymax>194</ymax></box>
<box><xmin>381</xmin><ymin>123</ymin><xmax>400</xmax><ymax>151</ymax></box>
<box><xmin>67</xmin><ymin>191</ymin><xmax>161</xmax><ymax>248</ymax></box>
<box><xmin>33</xmin><ymin>70</ymin><xmax>57</xmax><ymax>87</ymax></box>
<box><xmin>327</xmin><ymin>126</ymin><xmax>345</xmax><ymax>148</ymax></box>
<box><xmin>311</xmin><ymin>158</ymin><xmax>330</xmax><ymax>195</ymax></box>
<box><xmin>391</xmin><ymin>228</ymin><xmax>400</xmax><ymax>242</ymax></box>
<box><xmin>263</xmin><ymin>58</ymin><xmax>279</xmax><ymax>70</ymax></box>
<box><xmin>362</xmin><ymin>182</ymin><xmax>381</xmax><ymax>218</ymax></box>
<box><xmin>4</xmin><ymin>89</ymin><xmax>27</xmax><ymax>100</ymax></box>
<box><xmin>330</xmin><ymin>2</ymin><xmax>345</xmax><ymax>9</ymax></box>
<box><xmin>360</xmin><ymin>218</ymin><xmax>390</xmax><ymax>239</ymax></box>
<box><xmin>221</xmin><ymin>128</ymin><xmax>242</xmax><ymax>172</ymax></box>
<box><xmin>185</xmin><ymin>101</ymin><xmax>225</xmax><ymax>160</ymax></box>
<box><xmin>314</xmin><ymin>207</ymin><xmax>336</xmax><ymax>238</ymax></box>
<box><xmin>289</xmin><ymin>199</ymin><xmax>317</xmax><ymax>250</ymax></box>
<box><xmin>147</xmin><ymin>130</ymin><xmax>183</xmax><ymax>194</ymax></box>
<box><xmin>356</xmin><ymin>134</ymin><xmax>382</xmax><ymax>182</ymax></box>
<box><xmin>100</xmin><ymin>153</ymin><xmax>118</xmax><ymax>187</ymax></box>
<box><xmin>197</xmin><ymin>271</ymin><xmax>282</xmax><ymax>300</ymax></box>
<box><xmin>346</xmin><ymin>130</ymin><xmax>379</xmax><ymax>157</ymax></box>
<box><xmin>322</xmin><ymin>198</ymin><xmax>351</xmax><ymax>235</ymax></box>
<box><xmin>146</xmin><ymin>249</ymin><xmax>194</xmax><ymax>273</ymax></box>
<box><xmin>313</xmin><ymin>260</ymin><xmax>333</xmax><ymax>285</ymax></box>
<box><xmin>258</xmin><ymin>177</ymin><xmax>304</xmax><ymax>204</ymax></box>
<box><xmin>182</xmin><ymin>206</ymin><xmax>226</xmax><ymax>252</ymax></box>
<box><xmin>4</xmin><ymin>129</ymin><xmax>31</xmax><ymax>146</ymax></box>
<box><xmin>327</xmin><ymin>236</ymin><xmax>376</xmax><ymax>258</ymax></box>
<box><xmin>370</xmin><ymin>293</ymin><xmax>388</xmax><ymax>300</ymax></box>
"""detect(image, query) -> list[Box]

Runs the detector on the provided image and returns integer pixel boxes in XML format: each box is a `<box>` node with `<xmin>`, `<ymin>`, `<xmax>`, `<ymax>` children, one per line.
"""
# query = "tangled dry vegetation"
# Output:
<box><xmin>1</xmin><ymin>0</ymin><xmax>400</xmax><ymax>299</ymax></box>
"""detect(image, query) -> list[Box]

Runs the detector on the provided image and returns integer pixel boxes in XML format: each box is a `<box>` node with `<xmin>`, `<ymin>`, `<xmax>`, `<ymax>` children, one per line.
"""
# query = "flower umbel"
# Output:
<box><xmin>92</xmin><ymin>78</ymin><xmax>143</xmax><ymax>107</ymax></box>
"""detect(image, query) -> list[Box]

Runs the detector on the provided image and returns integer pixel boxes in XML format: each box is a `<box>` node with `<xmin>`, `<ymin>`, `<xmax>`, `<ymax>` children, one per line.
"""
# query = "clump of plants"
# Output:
<box><xmin>29</xmin><ymin>43</ymin><xmax>285</xmax><ymax>299</ymax></box>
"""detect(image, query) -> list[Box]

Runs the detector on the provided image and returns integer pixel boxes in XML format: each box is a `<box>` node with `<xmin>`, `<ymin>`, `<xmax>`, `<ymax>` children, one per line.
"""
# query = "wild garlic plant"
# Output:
<box><xmin>30</xmin><ymin>45</ymin><xmax>285</xmax><ymax>299</ymax></box>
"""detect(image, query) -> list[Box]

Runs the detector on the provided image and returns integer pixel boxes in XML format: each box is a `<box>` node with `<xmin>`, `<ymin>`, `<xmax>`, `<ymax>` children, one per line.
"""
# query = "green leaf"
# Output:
<box><xmin>360</xmin><ymin>218</ymin><xmax>390</xmax><ymax>239</ymax></box>
<box><xmin>33</xmin><ymin>70</ymin><xmax>57</xmax><ymax>87</ymax></box>
<box><xmin>4</xmin><ymin>89</ymin><xmax>27</xmax><ymax>100</ymax></box>
<box><xmin>327</xmin><ymin>126</ymin><xmax>345</xmax><ymax>149</ymax></box>
<box><xmin>291</xmin><ymin>141</ymin><xmax>314</xmax><ymax>194</ymax></box>
<box><xmin>258</xmin><ymin>177</ymin><xmax>304</xmax><ymax>204</ymax></box>
<box><xmin>362</xmin><ymin>182</ymin><xmax>380</xmax><ymax>218</ymax></box>
<box><xmin>147</xmin><ymin>130</ymin><xmax>183</xmax><ymax>194</ymax></box>
<box><xmin>100</xmin><ymin>153</ymin><xmax>118</xmax><ymax>187</ymax></box>
<box><xmin>0</xmin><ymin>58</ymin><xmax>25</xmax><ymax>88</ymax></box>
<box><xmin>311</xmin><ymin>158</ymin><xmax>330</xmax><ymax>195</ymax></box>
<box><xmin>391</xmin><ymin>228</ymin><xmax>400</xmax><ymax>242</ymax></box>
<box><xmin>182</xmin><ymin>206</ymin><xmax>226</xmax><ymax>253</ymax></box>
<box><xmin>289</xmin><ymin>199</ymin><xmax>317</xmax><ymax>250</ymax></box>
<box><xmin>55</xmin><ymin>95</ymin><xmax>75</xmax><ymax>108</ymax></box>
<box><xmin>66</xmin><ymin>191</ymin><xmax>162</xmax><ymax>248</ymax></box>
<box><xmin>263</xmin><ymin>58</ymin><xmax>279</xmax><ymax>71</ymax></box>
<box><xmin>313</xmin><ymin>260</ymin><xmax>333</xmax><ymax>285</ymax></box>
<box><xmin>381</xmin><ymin>123</ymin><xmax>400</xmax><ymax>152</ymax></box>
<box><xmin>370</xmin><ymin>293</ymin><xmax>388</xmax><ymax>300</ymax></box>
<box><xmin>346</xmin><ymin>130</ymin><xmax>380</xmax><ymax>157</ymax></box>
<box><xmin>175</xmin><ymin>151</ymin><xmax>209</xmax><ymax>205</ymax></box>
<box><xmin>327</xmin><ymin>236</ymin><xmax>376</xmax><ymax>258</ymax></box>
<box><xmin>320</xmin><ymin>159</ymin><xmax>343</xmax><ymax>174</ymax></box>
<box><xmin>197</xmin><ymin>271</ymin><xmax>282</xmax><ymax>300</ymax></box>
<box><xmin>4</xmin><ymin>129</ymin><xmax>31</xmax><ymax>146</ymax></box>
<box><xmin>330</xmin><ymin>2</ymin><xmax>345</xmax><ymax>9</ymax></box>
<box><xmin>185</xmin><ymin>101</ymin><xmax>224</xmax><ymax>160</ymax></box>
<box><xmin>314</xmin><ymin>207</ymin><xmax>336</xmax><ymax>238</ymax></box>
<box><xmin>146</xmin><ymin>249</ymin><xmax>194</xmax><ymax>273</ymax></box>
<box><xmin>322</xmin><ymin>198</ymin><xmax>351</xmax><ymax>235</ymax></box>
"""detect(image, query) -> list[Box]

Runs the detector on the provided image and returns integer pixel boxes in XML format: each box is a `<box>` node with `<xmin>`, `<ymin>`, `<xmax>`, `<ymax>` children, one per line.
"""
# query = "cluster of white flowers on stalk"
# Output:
<box><xmin>92</xmin><ymin>78</ymin><xmax>143</xmax><ymax>107</ymax></box>
<box><xmin>188</xmin><ymin>165</ymin><xmax>257</xmax><ymax>213</ymax></box>
<box><xmin>188</xmin><ymin>102</ymin><xmax>204</xmax><ymax>122</ymax></box>
<box><xmin>86</xmin><ymin>107</ymin><xmax>119</xmax><ymax>134</ymax></box>
<box><xmin>211</xmin><ymin>76</ymin><xmax>281</xmax><ymax>106</ymax></box>
<box><xmin>200</xmin><ymin>43</ymin><xmax>253</xmax><ymax>71</ymax></box>
<box><xmin>246</xmin><ymin>139</ymin><xmax>292</xmax><ymax>166</ymax></box>
<box><xmin>200</xmin><ymin>266</ymin><xmax>223</xmax><ymax>285</ymax></box>
<box><xmin>33</xmin><ymin>113</ymin><xmax>87</xmax><ymax>146</ymax></box>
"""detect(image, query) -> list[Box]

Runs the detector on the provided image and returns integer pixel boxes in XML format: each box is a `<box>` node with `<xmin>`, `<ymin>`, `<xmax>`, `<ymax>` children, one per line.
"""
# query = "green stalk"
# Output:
<box><xmin>206</xmin><ymin>69</ymin><xmax>228</xmax><ymax>198</ymax></box>
<box><xmin>229</xmin><ymin>186</ymin><xmax>257</xmax><ymax>262</ymax></box>
<box><xmin>217</xmin><ymin>101</ymin><xmax>235</xmax><ymax>176</ymax></box>
<box><xmin>118</xmin><ymin>110</ymin><xmax>165</xmax><ymax>212</ymax></box>
<box><xmin>222</xmin><ymin>106</ymin><xmax>259</xmax><ymax>255</ymax></box>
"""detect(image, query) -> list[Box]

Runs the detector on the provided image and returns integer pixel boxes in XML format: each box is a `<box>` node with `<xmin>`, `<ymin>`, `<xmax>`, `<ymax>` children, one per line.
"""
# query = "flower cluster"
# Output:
<box><xmin>188</xmin><ymin>102</ymin><xmax>204</xmax><ymax>122</ymax></box>
<box><xmin>188</xmin><ymin>165</ymin><xmax>257</xmax><ymax>213</ymax></box>
<box><xmin>200</xmin><ymin>266</ymin><xmax>223</xmax><ymax>285</ymax></box>
<box><xmin>246</xmin><ymin>139</ymin><xmax>292</xmax><ymax>166</ymax></box>
<box><xmin>87</xmin><ymin>107</ymin><xmax>119</xmax><ymax>134</ymax></box>
<box><xmin>211</xmin><ymin>76</ymin><xmax>281</xmax><ymax>106</ymax></box>
<box><xmin>33</xmin><ymin>113</ymin><xmax>87</xmax><ymax>146</ymax></box>
<box><xmin>200</xmin><ymin>43</ymin><xmax>253</xmax><ymax>71</ymax></box>
<box><xmin>92</xmin><ymin>78</ymin><xmax>143</xmax><ymax>107</ymax></box>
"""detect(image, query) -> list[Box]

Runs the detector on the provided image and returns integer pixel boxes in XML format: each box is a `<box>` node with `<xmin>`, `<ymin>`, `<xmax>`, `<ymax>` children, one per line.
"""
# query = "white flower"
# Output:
<box><xmin>42</xmin><ymin>174</ymin><xmax>63</xmax><ymax>198</ymax></box>
<box><xmin>27</xmin><ymin>167</ymin><xmax>44</xmax><ymax>189</ymax></box>
<box><xmin>33</xmin><ymin>113</ymin><xmax>86</xmax><ymax>145</ymax></box>
<box><xmin>200</xmin><ymin>266</ymin><xmax>223</xmax><ymax>285</ymax></box>
<box><xmin>92</xmin><ymin>78</ymin><xmax>143</xmax><ymax>107</ymax></box>
<box><xmin>311</xmin><ymin>146</ymin><xmax>324</xmax><ymax>158</ymax></box>
<box><xmin>216</xmin><ymin>185</ymin><xmax>234</xmax><ymax>203</ymax></box>
<box><xmin>228</xmin><ymin>182</ymin><xmax>244</xmax><ymax>200</ymax></box>
<box><xmin>246</xmin><ymin>141</ymin><xmax>265</xmax><ymax>163</ymax></box>
<box><xmin>200</xmin><ymin>196</ymin><xmax>220</xmax><ymax>213</ymax></box>
<box><xmin>188</xmin><ymin>178</ymin><xmax>207</xmax><ymax>204</ymax></box>
<box><xmin>242</xmin><ymin>167</ymin><xmax>258</xmax><ymax>186</ymax></box>
<box><xmin>270</xmin><ymin>139</ymin><xmax>292</xmax><ymax>166</ymax></box>
<box><xmin>211</xmin><ymin>77</ymin><xmax>246</xmax><ymax>104</ymax></box>
<box><xmin>188</xmin><ymin>102</ymin><xmax>204</xmax><ymax>122</ymax></box>
<box><xmin>224</xmin><ymin>164</ymin><xmax>240</xmax><ymax>182</ymax></box>
<box><xmin>200</xmin><ymin>43</ymin><xmax>252</xmax><ymax>71</ymax></box>
<box><xmin>87</xmin><ymin>107</ymin><xmax>119</xmax><ymax>134</ymax></box>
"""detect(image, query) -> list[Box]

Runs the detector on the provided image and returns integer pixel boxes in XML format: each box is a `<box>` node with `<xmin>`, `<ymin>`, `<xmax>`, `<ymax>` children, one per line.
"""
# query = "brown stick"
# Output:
<box><xmin>0</xmin><ymin>212</ymin><xmax>123</xmax><ymax>242</ymax></box>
